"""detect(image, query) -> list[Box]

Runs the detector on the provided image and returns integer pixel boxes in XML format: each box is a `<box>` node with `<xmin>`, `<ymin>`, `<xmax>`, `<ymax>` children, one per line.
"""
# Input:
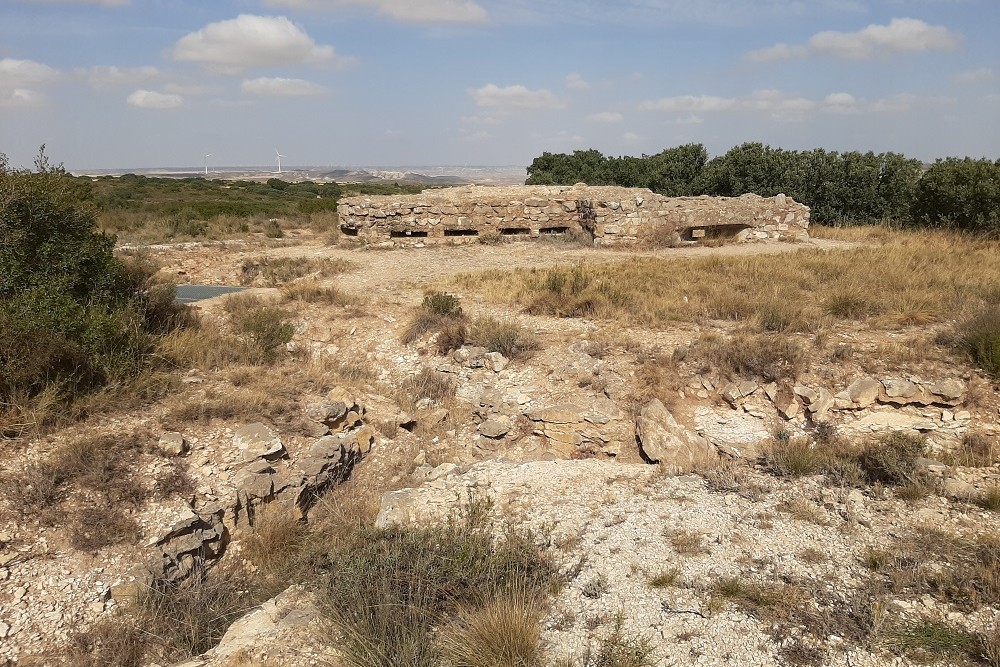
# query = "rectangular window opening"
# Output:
<box><xmin>500</xmin><ymin>228</ymin><xmax>531</xmax><ymax>236</ymax></box>
<box><xmin>444</xmin><ymin>229</ymin><xmax>480</xmax><ymax>237</ymax></box>
<box><xmin>390</xmin><ymin>230</ymin><xmax>429</xmax><ymax>238</ymax></box>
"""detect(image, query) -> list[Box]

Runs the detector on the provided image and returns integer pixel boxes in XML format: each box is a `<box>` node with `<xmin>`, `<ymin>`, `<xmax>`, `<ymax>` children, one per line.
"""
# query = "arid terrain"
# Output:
<box><xmin>1</xmin><ymin>225</ymin><xmax>999</xmax><ymax>667</ymax></box>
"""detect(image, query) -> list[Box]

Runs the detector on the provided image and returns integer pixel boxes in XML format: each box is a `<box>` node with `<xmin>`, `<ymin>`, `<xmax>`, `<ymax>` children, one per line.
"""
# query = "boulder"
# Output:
<box><xmin>483</xmin><ymin>352</ymin><xmax>509</xmax><ymax>372</ymax></box>
<box><xmin>771</xmin><ymin>384</ymin><xmax>800</xmax><ymax>420</ymax></box>
<box><xmin>844</xmin><ymin>378</ymin><xmax>881</xmax><ymax>408</ymax></box>
<box><xmin>635</xmin><ymin>399</ymin><xmax>717</xmax><ymax>470</ymax></box>
<box><xmin>807</xmin><ymin>388</ymin><xmax>835</xmax><ymax>420</ymax></box>
<box><xmin>929</xmin><ymin>379</ymin><xmax>966</xmax><ymax>403</ymax></box>
<box><xmin>233</xmin><ymin>423</ymin><xmax>285</xmax><ymax>462</ymax></box>
<box><xmin>479</xmin><ymin>420</ymin><xmax>509</xmax><ymax>439</ymax></box>
<box><xmin>158</xmin><ymin>432</ymin><xmax>187</xmax><ymax>457</ymax></box>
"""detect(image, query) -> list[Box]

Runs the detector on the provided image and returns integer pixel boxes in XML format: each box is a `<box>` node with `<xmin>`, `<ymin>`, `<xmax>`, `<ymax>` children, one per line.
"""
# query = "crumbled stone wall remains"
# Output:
<box><xmin>338</xmin><ymin>184</ymin><xmax>810</xmax><ymax>246</ymax></box>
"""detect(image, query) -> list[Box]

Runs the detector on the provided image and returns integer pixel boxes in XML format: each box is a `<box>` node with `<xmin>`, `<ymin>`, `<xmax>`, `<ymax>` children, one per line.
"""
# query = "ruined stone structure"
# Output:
<box><xmin>338</xmin><ymin>184</ymin><xmax>810</xmax><ymax>246</ymax></box>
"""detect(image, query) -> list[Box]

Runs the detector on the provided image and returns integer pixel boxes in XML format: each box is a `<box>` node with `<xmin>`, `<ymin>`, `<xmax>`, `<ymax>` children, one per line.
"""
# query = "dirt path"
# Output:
<box><xmin>156</xmin><ymin>237</ymin><xmax>860</xmax><ymax>299</ymax></box>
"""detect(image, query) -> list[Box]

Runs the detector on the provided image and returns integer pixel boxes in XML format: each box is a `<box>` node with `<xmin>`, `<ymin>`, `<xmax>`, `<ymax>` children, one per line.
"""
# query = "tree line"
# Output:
<box><xmin>526</xmin><ymin>143</ymin><xmax>1000</xmax><ymax>231</ymax></box>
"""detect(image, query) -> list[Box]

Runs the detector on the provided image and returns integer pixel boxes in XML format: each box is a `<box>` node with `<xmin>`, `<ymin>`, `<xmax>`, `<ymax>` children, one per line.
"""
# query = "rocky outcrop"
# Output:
<box><xmin>338</xmin><ymin>185</ymin><xmax>810</xmax><ymax>246</ymax></box>
<box><xmin>635</xmin><ymin>399</ymin><xmax>718</xmax><ymax>470</ymax></box>
<box><xmin>750</xmin><ymin>377</ymin><xmax>972</xmax><ymax>422</ymax></box>
<box><xmin>147</xmin><ymin>507</ymin><xmax>227</xmax><ymax>584</ymax></box>
<box><xmin>525</xmin><ymin>398</ymin><xmax>631</xmax><ymax>457</ymax></box>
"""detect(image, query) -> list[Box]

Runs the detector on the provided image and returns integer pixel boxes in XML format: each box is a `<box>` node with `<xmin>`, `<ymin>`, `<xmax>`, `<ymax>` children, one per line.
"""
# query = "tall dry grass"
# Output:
<box><xmin>455</xmin><ymin>230</ymin><xmax>1000</xmax><ymax>330</ymax></box>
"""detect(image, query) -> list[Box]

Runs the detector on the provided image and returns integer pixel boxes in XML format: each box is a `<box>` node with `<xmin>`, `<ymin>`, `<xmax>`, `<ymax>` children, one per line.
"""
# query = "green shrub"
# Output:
<box><xmin>422</xmin><ymin>291</ymin><xmax>464</xmax><ymax>318</ymax></box>
<box><xmin>912</xmin><ymin>158</ymin><xmax>1000</xmax><ymax>232</ymax></box>
<box><xmin>225</xmin><ymin>297</ymin><xmax>294</xmax><ymax>362</ymax></box>
<box><xmin>0</xmin><ymin>148</ymin><xmax>188</xmax><ymax>415</ymax></box>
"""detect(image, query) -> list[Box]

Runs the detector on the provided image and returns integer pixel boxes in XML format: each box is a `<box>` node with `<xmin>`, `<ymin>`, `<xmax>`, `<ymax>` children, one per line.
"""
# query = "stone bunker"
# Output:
<box><xmin>338</xmin><ymin>184</ymin><xmax>810</xmax><ymax>246</ymax></box>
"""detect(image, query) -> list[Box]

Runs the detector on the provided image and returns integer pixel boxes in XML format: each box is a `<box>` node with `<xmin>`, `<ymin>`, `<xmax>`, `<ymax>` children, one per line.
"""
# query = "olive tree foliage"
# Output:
<box><xmin>0</xmin><ymin>147</ymin><xmax>184</xmax><ymax>403</ymax></box>
<box><xmin>911</xmin><ymin>158</ymin><xmax>1000</xmax><ymax>232</ymax></box>
<box><xmin>526</xmin><ymin>142</ymin><xmax>929</xmax><ymax>226</ymax></box>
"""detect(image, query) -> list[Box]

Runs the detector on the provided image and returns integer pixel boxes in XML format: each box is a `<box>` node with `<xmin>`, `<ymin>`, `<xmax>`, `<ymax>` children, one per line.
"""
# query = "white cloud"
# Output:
<box><xmin>261</xmin><ymin>0</ymin><xmax>487</xmax><ymax>23</ymax></box>
<box><xmin>670</xmin><ymin>115</ymin><xmax>704</xmax><ymax>125</ymax></box>
<box><xmin>745</xmin><ymin>43</ymin><xmax>808</xmax><ymax>62</ymax></box>
<box><xmin>80</xmin><ymin>65</ymin><xmax>160</xmax><ymax>88</ymax></box>
<box><xmin>824</xmin><ymin>92</ymin><xmax>860</xmax><ymax>113</ymax></box>
<box><xmin>565</xmin><ymin>72</ymin><xmax>590</xmax><ymax>91</ymax></box>
<box><xmin>746</xmin><ymin>18</ymin><xmax>961</xmax><ymax>61</ymax></box>
<box><xmin>955</xmin><ymin>67</ymin><xmax>995</xmax><ymax>84</ymax></box>
<box><xmin>587</xmin><ymin>111</ymin><xmax>623</xmax><ymax>123</ymax></box>
<box><xmin>162</xmin><ymin>82</ymin><xmax>220</xmax><ymax>96</ymax></box>
<box><xmin>126</xmin><ymin>89</ymin><xmax>183</xmax><ymax>109</ymax></box>
<box><xmin>623</xmin><ymin>132</ymin><xmax>640</xmax><ymax>142</ymax></box>
<box><xmin>241</xmin><ymin>76</ymin><xmax>325</xmax><ymax>96</ymax></box>
<box><xmin>0</xmin><ymin>58</ymin><xmax>59</xmax><ymax>87</ymax></box>
<box><xmin>639</xmin><ymin>90</ymin><xmax>815</xmax><ymax>119</ymax></box>
<box><xmin>0</xmin><ymin>58</ymin><xmax>59</xmax><ymax>108</ymax></box>
<box><xmin>638</xmin><ymin>95</ymin><xmax>737</xmax><ymax>112</ymax></box>
<box><xmin>471</xmin><ymin>84</ymin><xmax>564</xmax><ymax>111</ymax></box>
<box><xmin>0</xmin><ymin>88</ymin><xmax>44</xmax><ymax>108</ymax></box>
<box><xmin>173</xmin><ymin>14</ymin><xmax>350</xmax><ymax>74</ymax></box>
<box><xmin>871</xmin><ymin>92</ymin><xmax>955</xmax><ymax>113</ymax></box>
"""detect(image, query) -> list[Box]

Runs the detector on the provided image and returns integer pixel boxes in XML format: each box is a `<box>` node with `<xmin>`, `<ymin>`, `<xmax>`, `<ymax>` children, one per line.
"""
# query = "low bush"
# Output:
<box><xmin>401</xmin><ymin>292</ymin><xmax>467</xmax><ymax>352</ymax></box>
<box><xmin>0</xmin><ymin>150</ymin><xmax>190</xmax><ymax>428</ymax></box>
<box><xmin>224</xmin><ymin>294</ymin><xmax>295</xmax><ymax>362</ymax></box>
<box><xmin>955</xmin><ymin>307</ymin><xmax>1000</xmax><ymax>379</ymax></box>
<box><xmin>468</xmin><ymin>316</ymin><xmax>540</xmax><ymax>360</ymax></box>
<box><xmin>692</xmin><ymin>333</ymin><xmax>805</xmax><ymax>382</ymax></box>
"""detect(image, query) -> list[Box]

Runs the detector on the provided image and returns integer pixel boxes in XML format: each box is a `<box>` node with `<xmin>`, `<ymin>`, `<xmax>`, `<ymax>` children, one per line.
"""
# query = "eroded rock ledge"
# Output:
<box><xmin>338</xmin><ymin>184</ymin><xmax>810</xmax><ymax>246</ymax></box>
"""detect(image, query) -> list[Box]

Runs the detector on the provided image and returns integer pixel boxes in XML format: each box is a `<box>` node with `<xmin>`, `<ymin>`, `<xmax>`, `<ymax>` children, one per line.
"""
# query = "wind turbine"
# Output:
<box><xmin>275</xmin><ymin>149</ymin><xmax>287</xmax><ymax>174</ymax></box>
<box><xmin>203</xmin><ymin>153</ymin><xmax>213</xmax><ymax>176</ymax></box>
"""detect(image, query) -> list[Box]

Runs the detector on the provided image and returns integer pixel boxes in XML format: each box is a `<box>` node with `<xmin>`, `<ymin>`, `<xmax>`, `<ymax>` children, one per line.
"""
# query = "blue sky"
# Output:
<box><xmin>1</xmin><ymin>0</ymin><xmax>997</xmax><ymax>169</ymax></box>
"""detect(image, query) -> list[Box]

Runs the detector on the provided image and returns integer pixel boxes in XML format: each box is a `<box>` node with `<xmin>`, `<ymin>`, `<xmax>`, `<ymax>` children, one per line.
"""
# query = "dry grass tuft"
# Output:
<box><xmin>240</xmin><ymin>256</ymin><xmax>355</xmax><ymax>287</ymax></box>
<box><xmin>954</xmin><ymin>306</ymin><xmax>1000</xmax><ymax>379</ymax></box>
<box><xmin>439</xmin><ymin>591</ymin><xmax>543</xmax><ymax>667</ymax></box>
<box><xmin>468</xmin><ymin>316</ymin><xmax>540</xmax><ymax>361</ymax></box>
<box><xmin>648</xmin><ymin>568</ymin><xmax>681</xmax><ymax>588</ymax></box>
<box><xmin>1</xmin><ymin>434</ymin><xmax>147</xmax><ymax>541</ymax></box>
<box><xmin>395</xmin><ymin>368</ymin><xmax>456</xmax><ymax>412</ymax></box>
<box><xmin>689</xmin><ymin>332</ymin><xmax>805</xmax><ymax>382</ymax></box>
<box><xmin>668</xmin><ymin>530</ymin><xmax>708</xmax><ymax>555</ymax></box>
<box><xmin>279</xmin><ymin>280</ymin><xmax>360</xmax><ymax>307</ymax></box>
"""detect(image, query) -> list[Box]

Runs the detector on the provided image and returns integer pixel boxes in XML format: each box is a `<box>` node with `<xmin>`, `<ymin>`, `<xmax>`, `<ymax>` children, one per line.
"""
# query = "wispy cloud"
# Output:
<box><xmin>587</xmin><ymin>111</ymin><xmax>623</xmax><ymax>123</ymax></box>
<box><xmin>126</xmin><ymin>89</ymin><xmax>183</xmax><ymax>109</ymax></box>
<box><xmin>241</xmin><ymin>76</ymin><xmax>325</xmax><ymax>96</ymax></box>
<box><xmin>79</xmin><ymin>65</ymin><xmax>160</xmax><ymax>88</ymax></box>
<box><xmin>565</xmin><ymin>72</ymin><xmax>590</xmax><ymax>91</ymax></box>
<box><xmin>261</xmin><ymin>0</ymin><xmax>488</xmax><ymax>24</ymax></box>
<box><xmin>746</xmin><ymin>18</ymin><xmax>962</xmax><ymax>61</ymax></box>
<box><xmin>471</xmin><ymin>83</ymin><xmax>564</xmax><ymax>111</ymax></box>
<box><xmin>955</xmin><ymin>67</ymin><xmax>995</xmax><ymax>84</ymax></box>
<box><xmin>173</xmin><ymin>14</ymin><xmax>352</xmax><ymax>74</ymax></box>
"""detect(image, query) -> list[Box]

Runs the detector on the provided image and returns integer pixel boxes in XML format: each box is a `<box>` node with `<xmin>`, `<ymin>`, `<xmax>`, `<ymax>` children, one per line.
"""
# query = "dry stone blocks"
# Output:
<box><xmin>338</xmin><ymin>184</ymin><xmax>810</xmax><ymax>246</ymax></box>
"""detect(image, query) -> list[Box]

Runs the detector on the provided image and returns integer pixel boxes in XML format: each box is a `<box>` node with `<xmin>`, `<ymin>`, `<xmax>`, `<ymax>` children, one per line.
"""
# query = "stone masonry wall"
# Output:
<box><xmin>338</xmin><ymin>184</ymin><xmax>810</xmax><ymax>246</ymax></box>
